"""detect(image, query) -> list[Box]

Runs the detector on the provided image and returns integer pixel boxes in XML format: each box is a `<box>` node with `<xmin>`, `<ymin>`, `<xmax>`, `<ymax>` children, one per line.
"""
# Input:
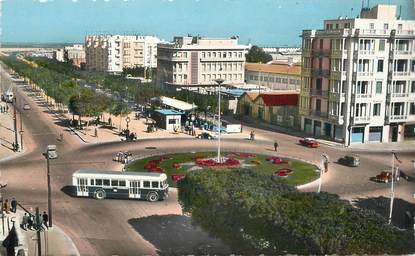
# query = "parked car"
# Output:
<box><xmin>23</xmin><ymin>103</ymin><xmax>31</xmax><ymax>110</ymax></box>
<box><xmin>374</xmin><ymin>171</ymin><xmax>393</xmax><ymax>183</ymax></box>
<box><xmin>338</xmin><ymin>154</ymin><xmax>360</xmax><ymax>167</ymax></box>
<box><xmin>196</xmin><ymin>132</ymin><xmax>216</xmax><ymax>140</ymax></box>
<box><xmin>299</xmin><ymin>137</ymin><xmax>319</xmax><ymax>148</ymax></box>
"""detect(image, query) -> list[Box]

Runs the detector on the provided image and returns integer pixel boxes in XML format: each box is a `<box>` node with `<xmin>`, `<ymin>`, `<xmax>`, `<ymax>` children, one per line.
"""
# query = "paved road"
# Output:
<box><xmin>1</xmin><ymin>65</ymin><xmax>414</xmax><ymax>255</ymax></box>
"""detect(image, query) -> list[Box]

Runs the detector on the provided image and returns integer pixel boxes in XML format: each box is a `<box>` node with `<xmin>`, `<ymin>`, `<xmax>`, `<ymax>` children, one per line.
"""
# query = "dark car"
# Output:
<box><xmin>196</xmin><ymin>132</ymin><xmax>216</xmax><ymax>140</ymax></box>
<box><xmin>374</xmin><ymin>171</ymin><xmax>393</xmax><ymax>183</ymax></box>
<box><xmin>338</xmin><ymin>154</ymin><xmax>360</xmax><ymax>167</ymax></box>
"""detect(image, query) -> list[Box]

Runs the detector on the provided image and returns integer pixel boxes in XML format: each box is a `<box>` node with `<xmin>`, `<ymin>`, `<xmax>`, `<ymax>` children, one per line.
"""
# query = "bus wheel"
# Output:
<box><xmin>147</xmin><ymin>192</ymin><xmax>159</xmax><ymax>202</ymax></box>
<box><xmin>95</xmin><ymin>190</ymin><xmax>106</xmax><ymax>200</ymax></box>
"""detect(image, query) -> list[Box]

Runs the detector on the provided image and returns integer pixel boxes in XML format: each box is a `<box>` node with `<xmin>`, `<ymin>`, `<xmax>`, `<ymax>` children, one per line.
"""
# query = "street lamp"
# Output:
<box><xmin>42</xmin><ymin>145</ymin><xmax>57</xmax><ymax>227</ymax></box>
<box><xmin>214</xmin><ymin>79</ymin><xmax>225</xmax><ymax>163</ymax></box>
<box><xmin>125</xmin><ymin>116</ymin><xmax>131</xmax><ymax>140</ymax></box>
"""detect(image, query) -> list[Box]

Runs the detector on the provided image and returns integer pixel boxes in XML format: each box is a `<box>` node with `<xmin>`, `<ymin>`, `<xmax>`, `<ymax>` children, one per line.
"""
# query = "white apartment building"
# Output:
<box><xmin>64</xmin><ymin>44</ymin><xmax>86</xmax><ymax>67</ymax></box>
<box><xmin>157</xmin><ymin>36</ymin><xmax>248</xmax><ymax>91</ymax></box>
<box><xmin>85</xmin><ymin>35</ymin><xmax>161</xmax><ymax>74</ymax></box>
<box><xmin>299</xmin><ymin>4</ymin><xmax>415</xmax><ymax>145</ymax></box>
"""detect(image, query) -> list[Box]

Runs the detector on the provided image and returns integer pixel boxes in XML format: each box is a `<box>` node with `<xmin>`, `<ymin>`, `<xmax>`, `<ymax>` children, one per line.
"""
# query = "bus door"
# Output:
<box><xmin>76</xmin><ymin>178</ymin><xmax>89</xmax><ymax>197</ymax></box>
<box><xmin>129</xmin><ymin>180</ymin><xmax>141</xmax><ymax>199</ymax></box>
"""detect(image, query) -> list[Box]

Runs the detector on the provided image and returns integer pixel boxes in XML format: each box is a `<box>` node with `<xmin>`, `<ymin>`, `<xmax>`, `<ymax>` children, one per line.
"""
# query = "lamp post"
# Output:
<box><xmin>43</xmin><ymin>145</ymin><xmax>56</xmax><ymax>227</ymax></box>
<box><xmin>12</xmin><ymin>97</ymin><xmax>19</xmax><ymax>151</ymax></box>
<box><xmin>125</xmin><ymin>116</ymin><xmax>131</xmax><ymax>140</ymax></box>
<box><xmin>214</xmin><ymin>79</ymin><xmax>225</xmax><ymax>163</ymax></box>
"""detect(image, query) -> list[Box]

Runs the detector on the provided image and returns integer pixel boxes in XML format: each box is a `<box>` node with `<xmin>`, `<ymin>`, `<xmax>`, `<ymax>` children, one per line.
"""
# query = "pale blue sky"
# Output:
<box><xmin>2</xmin><ymin>0</ymin><xmax>414</xmax><ymax>46</ymax></box>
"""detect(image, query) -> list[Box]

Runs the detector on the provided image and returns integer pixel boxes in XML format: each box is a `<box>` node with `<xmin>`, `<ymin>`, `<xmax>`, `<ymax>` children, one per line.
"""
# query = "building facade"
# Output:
<box><xmin>64</xmin><ymin>44</ymin><xmax>86</xmax><ymax>68</ymax></box>
<box><xmin>299</xmin><ymin>4</ymin><xmax>415</xmax><ymax>145</ymax></box>
<box><xmin>157</xmin><ymin>36</ymin><xmax>248</xmax><ymax>90</ymax></box>
<box><xmin>85</xmin><ymin>35</ymin><xmax>160</xmax><ymax>73</ymax></box>
<box><xmin>245</xmin><ymin>63</ymin><xmax>301</xmax><ymax>90</ymax></box>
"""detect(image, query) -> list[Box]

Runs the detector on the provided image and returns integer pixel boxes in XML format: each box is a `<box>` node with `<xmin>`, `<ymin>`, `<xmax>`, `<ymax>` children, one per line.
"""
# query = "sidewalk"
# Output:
<box><xmin>0</xmin><ymin>209</ymin><xmax>79</xmax><ymax>256</ymax></box>
<box><xmin>0</xmin><ymin>102</ymin><xmax>17</xmax><ymax>160</ymax></box>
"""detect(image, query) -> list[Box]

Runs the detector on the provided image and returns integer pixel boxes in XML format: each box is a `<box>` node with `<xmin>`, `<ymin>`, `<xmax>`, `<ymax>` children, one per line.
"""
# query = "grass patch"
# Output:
<box><xmin>127</xmin><ymin>152</ymin><xmax>318</xmax><ymax>187</ymax></box>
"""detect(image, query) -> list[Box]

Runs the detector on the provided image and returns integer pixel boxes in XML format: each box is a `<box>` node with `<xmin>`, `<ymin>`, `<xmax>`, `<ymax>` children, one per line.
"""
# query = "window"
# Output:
<box><xmin>319</xmin><ymin>39</ymin><xmax>324</xmax><ymax>49</ymax></box>
<box><xmin>143</xmin><ymin>181</ymin><xmax>150</xmax><ymax>188</ymax></box>
<box><xmin>376</xmin><ymin>81</ymin><xmax>382</xmax><ymax>94</ymax></box>
<box><xmin>96</xmin><ymin>179</ymin><xmax>102</xmax><ymax>186</ymax></box>
<box><xmin>411</xmin><ymin>81</ymin><xmax>415</xmax><ymax>93</ymax></box>
<box><xmin>384</xmin><ymin>23</ymin><xmax>389</xmax><ymax>30</ymax></box>
<box><xmin>410</xmin><ymin>103</ymin><xmax>415</xmax><ymax>115</ymax></box>
<box><xmin>151</xmin><ymin>181</ymin><xmax>159</xmax><ymax>188</ymax></box>
<box><xmin>373</xmin><ymin>103</ymin><xmax>381</xmax><ymax>116</ymax></box>
<box><xmin>377</xmin><ymin>60</ymin><xmax>384</xmax><ymax>72</ymax></box>
<box><xmin>90</xmin><ymin>179</ymin><xmax>95</xmax><ymax>186</ymax></box>
<box><xmin>344</xmin><ymin>23</ymin><xmax>350</xmax><ymax>29</ymax></box>
<box><xmin>398</xmin><ymin>24</ymin><xmax>403</xmax><ymax>31</ymax></box>
<box><xmin>111</xmin><ymin>180</ymin><xmax>119</xmax><ymax>187</ymax></box>
<box><xmin>168</xmin><ymin>119</ymin><xmax>176</xmax><ymax>124</ymax></box>
<box><xmin>119</xmin><ymin>180</ymin><xmax>126</xmax><ymax>187</ymax></box>
<box><xmin>316</xmin><ymin>78</ymin><xmax>322</xmax><ymax>90</ymax></box>
<box><xmin>379</xmin><ymin>40</ymin><xmax>385</xmax><ymax>51</ymax></box>
<box><xmin>369</xmin><ymin>23</ymin><xmax>374</xmax><ymax>29</ymax></box>
<box><xmin>315</xmin><ymin>99</ymin><xmax>321</xmax><ymax>112</ymax></box>
<box><xmin>103</xmin><ymin>179</ymin><xmax>110</xmax><ymax>186</ymax></box>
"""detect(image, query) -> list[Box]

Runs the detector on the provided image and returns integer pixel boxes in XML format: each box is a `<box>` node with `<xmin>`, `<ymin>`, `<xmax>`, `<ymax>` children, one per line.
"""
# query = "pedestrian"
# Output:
<box><xmin>274</xmin><ymin>141</ymin><xmax>279</xmax><ymax>152</ymax></box>
<box><xmin>10</xmin><ymin>197</ymin><xmax>17</xmax><ymax>213</ymax></box>
<box><xmin>27</xmin><ymin>215</ymin><xmax>34</xmax><ymax>230</ymax></box>
<box><xmin>42</xmin><ymin>211</ymin><xmax>49</xmax><ymax>229</ymax></box>
<box><xmin>60</xmin><ymin>133</ymin><xmax>63</xmax><ymax>142</ymax></box>
<box><xmin>94</xmin><ymin>127</ymin><xmax>98</xmax><ymax>138</ymax></box>
<box><xmin>20</xmin><ymin>213</ymin><xmax>28</xmax><ymax>230</ymax></box>
<box><xmin>3</xmin><ymin>199</ymin><xmax>9</xmax><ymax>214</ymax></box>
<box><xmin>108</xmin><ymin>117</ymin><xmax>112</xmax><ymax>127</ymax></box>
<box><xmin>250</xmin><ymin>130</ymin><xmax>255</xmax><ymax>140</ymax></box>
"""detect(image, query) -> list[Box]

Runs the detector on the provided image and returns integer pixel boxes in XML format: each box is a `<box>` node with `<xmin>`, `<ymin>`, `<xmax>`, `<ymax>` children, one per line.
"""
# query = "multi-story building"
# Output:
<box><xmin>64</xmin><ymin>44</ymin><xmax>86</xmax><ymax>68</ymax></box>
<box><xmin>245</xmin><ymin>62</ymin><xmax>301</xmax><ymax>90</ymax></box>
<box><xmin>157</xmin><ymin>36</ymin><xmax>248</xmax><ymax>91</ymax></box>
<box><xmin>85</xmin><ymin>35</ymin><xmax>160</xmax><ymax>74</ymax></box>
<box><xmin>299</xmin><ymin>4</ymin><xmax>415</xmax><ymax>145</ymax></box>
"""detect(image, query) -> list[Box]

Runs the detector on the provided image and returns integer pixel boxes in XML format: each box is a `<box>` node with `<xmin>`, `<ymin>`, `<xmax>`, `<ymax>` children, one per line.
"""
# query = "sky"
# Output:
<box><xmin>2</xmin><ymin>0</ymin><xmax>414</xmax><ymax>46</ymax></box>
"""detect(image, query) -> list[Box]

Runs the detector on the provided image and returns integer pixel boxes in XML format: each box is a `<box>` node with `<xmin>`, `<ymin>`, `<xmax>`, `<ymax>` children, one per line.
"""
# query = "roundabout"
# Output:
<box><xmin>126</xmin><ymin>151</ymin><xmax>319</xmax><ymax>187</ymax></box>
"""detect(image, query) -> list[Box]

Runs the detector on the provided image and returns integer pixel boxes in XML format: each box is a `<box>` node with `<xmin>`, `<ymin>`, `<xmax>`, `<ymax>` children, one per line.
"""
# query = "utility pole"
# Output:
<box><xmin>35</xmin><ymin>207</ymin><xmax>42</xmax><ymax>256</ymax></box>
<box><xmin>215</xmin><ymin>79</ymin><xmax>224</xmax><ymax>163</ymax></box>
<box><xmin>46</xmin><ymin>151</ymin><xmax>52</xmax><ymax>227</ymax></box>
<box><xmin>19</xmin><ymin>111</ymin><xmax>24</xmax><ymax>150</ymax></box>
<box><xmin>389</xmin><ymin>152</ymin><xmax>396</xmax><ymax>224</ymax></box>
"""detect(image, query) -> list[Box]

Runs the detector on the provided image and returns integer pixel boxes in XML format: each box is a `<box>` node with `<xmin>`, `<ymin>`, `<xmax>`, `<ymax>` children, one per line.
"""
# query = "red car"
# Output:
<box><xmin>299</xmin><ymin>137</ymin><xmax>319</xmax><ymax>148</ymax></box>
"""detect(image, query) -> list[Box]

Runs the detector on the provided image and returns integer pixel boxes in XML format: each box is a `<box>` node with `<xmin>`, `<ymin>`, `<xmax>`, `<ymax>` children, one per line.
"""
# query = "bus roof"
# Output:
<box><xmin>73</xmin><ymin>169</ymin><xmax>167</xmax><ymax>180</ymax></box>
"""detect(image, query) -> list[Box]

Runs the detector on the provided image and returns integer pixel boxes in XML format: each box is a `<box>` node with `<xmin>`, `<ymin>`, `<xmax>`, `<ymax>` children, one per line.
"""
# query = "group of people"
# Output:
<box><xmin>20</xmin><ymin>211</ymin><xmax>49</xmax><ymax>231</ymax></box>
<box><xmin>0</xmin><ymin>104</ymin><xmax>9</xmax><ymax>113</ymax></box>
<box><xmin>2</xmin><ymin>197</ymin><xmax>18</xmax><ymax>214</ymax></box>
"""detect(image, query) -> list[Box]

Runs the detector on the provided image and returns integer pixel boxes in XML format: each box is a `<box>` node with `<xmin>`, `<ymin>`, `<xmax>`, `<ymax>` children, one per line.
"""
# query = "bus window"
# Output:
<box><xmin>96</xmin><ymin>179</ymin><xmax>103</xmax><ymax>186</ymax></box>
<box><xmin>152</xmin><ymin>181</ymin><xmax>159</xmax><ymax>188</ymax></box>
<box><xmin>103</xmin><ymin>179</ymin><xmax>110</xmax><ymax>186</ymax></box>
<box><xmin>159</xmin><ymin>181</ymin><xmax>163</xmax><ymax>188</ymax></box>
<box><xmin>111</xmin><ymin>180</ymin><xmax>119</xmax><ymax>187</ymax></box>
<box><xmin>119</xmin><ymin>180</ymin><xmax>126</xmax><ymax>187</ymax></box>
<box><xmin>90</xmin><ymin>179</ymin><xmax>95</xmax><ymax>186</ymax></box>
<box><xmin>143</xmin><ymin>181</ymin><xmax>150</xmax><ymax>188</ymax></box>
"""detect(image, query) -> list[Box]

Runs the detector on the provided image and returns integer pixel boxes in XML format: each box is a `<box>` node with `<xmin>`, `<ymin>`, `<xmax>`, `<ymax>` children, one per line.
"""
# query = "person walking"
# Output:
<box><xmin>3</xmin><ymin>199</ymin><xmax>9</xmax><ymax>214</ymax></box>
<box><xmin>27</xmin><ymin>215</ymin><xmax>34</xmax><ymax>230</ymax></box>
<box><xmin>10</xmin><ymin>197</ymin><xmax>17</xmax><ymax>213</ymax></box>
<box><xmin>20</xmin><ymin>213</ymin><xmax>28</xmax><ymax>230</ymax></box>
<box><xmin>42</xmin><ymin>211</ymin><xmax>49</xmax><ymax>229</ymax></box>
<box><xmin>274</xmin><ymin>141</ymin><xmax>279</xmax><ymax>152</ymax></box>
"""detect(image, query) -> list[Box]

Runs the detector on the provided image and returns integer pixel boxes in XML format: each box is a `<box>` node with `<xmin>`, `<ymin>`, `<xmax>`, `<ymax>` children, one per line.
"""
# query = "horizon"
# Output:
<box><xmin>2</xmin><ymin>0</ymin><xmax>414</xmax><ymax>47</ymax></box>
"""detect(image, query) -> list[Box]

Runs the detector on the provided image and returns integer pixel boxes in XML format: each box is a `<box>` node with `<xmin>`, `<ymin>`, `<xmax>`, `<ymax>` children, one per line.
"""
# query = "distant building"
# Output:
<box><xmin>299</xmin><ymin>4</ymin><xmax>415</xmax><ymax>144</ymax></box>
<box><xmin>85</xmin><ymin>35</ymin><xmax>161</xmax><ymax>74</ymax></box>
<box><xmin>262</xmin><ymin>47</ymin><xmax>302</xmax><ymax>64</ymax></box>
<box><xmin>237</xmin><ymin>90</ymin><xmax>300</xmax><ymax>128</ymax></box>
<box><xmin>245</xmin><ymin>62</ymin><xmax>301</xmax><ymax>90</ymax></box>
<box><xmin>54</xmin><ymin>49</ymin><xmax>65</xmax><ymax>62</ymax></box>
<box><xmin>157</xmin><ymin>36</ymin><xmax>248</xmax><ymax>91</ymax></box>
<box><xmin>64</xmin><ymin>44</ymin><xmax>86</xmax><ymax>68</ymax></box>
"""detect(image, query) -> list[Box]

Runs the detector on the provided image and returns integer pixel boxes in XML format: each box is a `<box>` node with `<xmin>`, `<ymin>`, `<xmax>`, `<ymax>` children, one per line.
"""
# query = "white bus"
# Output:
<box><xmin>1</xmin><ymin>90</ymin><xmax>13</xmax><ymax>103</ymax></box>
<box><xmin>72</xmin><ymin>169</ymin><xmax>169</xmax><ymax>202</ymax></box>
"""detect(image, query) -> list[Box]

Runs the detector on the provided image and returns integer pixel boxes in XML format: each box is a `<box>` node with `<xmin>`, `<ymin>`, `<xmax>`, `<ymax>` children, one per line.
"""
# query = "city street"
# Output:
<box><xmin>1</xmin><ymin>67</ymin><xmax>414</xmax><ymax>255</ymax></box>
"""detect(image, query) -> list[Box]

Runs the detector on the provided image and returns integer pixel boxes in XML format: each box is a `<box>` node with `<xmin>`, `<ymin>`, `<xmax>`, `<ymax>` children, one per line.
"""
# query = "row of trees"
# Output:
<box><xmin>178</xmin><ymin>169</ymin><xmax>415</xmax><ymax>255</ymax></box>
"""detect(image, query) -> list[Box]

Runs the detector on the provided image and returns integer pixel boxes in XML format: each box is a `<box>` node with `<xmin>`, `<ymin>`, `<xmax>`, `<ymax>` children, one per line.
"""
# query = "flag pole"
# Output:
<box><xmin>388</xmin><ymin>152</ymin><xmax>395</xmax><ymax>224</ymax></box>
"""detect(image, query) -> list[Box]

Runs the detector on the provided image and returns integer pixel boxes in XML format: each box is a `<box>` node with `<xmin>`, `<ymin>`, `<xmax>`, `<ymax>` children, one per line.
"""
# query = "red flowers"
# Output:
<box><xmin>172</xmin><ymin>174</ymin><xmax>185</xmax><ymax>182</ymax></box>
<box><xmin>275</xmin><ymin>168</ymin><xmax>294</xmax><ymax>177</ymax></box>
<box><xmin>196</xmin><ymin>158</ymin><xmax>240</xmax><ymax>168</ymax></box>
<box><xmin>144</xmin><ymin>158</ymin><xmax>168</xmax><ymax>173</ymax></box>
<box><xmin>266</xmin><ymin>156</ymin><xmax>288</xmax><ymax>164</ymax></box>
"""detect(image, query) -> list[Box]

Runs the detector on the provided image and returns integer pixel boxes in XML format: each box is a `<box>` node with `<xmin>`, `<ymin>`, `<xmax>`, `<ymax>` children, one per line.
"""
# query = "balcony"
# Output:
<box><xmin>389</xmin><ymin>92</ymin><xmax>409</xmax><ymax>98</ymax></box>
<box><xmin>355</xmin><ymin>49</ymin><xmax>375</xmax><ymax>56</ymax></box>
<box><xmin>357</xmin><ymin>29</ymin><xmax>389</xmax><ymax>36</ymax></box>
<box><xmin>392</xmin><ymin>29</ymin><xmax>415</xmax><ymax>37</ymax></box>
<box><xmin>311</xmin><ymin>110</ymin><xmax>327</xmax><ymax>117</ymax></box>
<box><xmin>302</xmin><ymin>49</ymin><xmax>311</xmax><ymax>57</ymax></box>
<box><xmin>351</xmin><ymin>116</ymin><xmax>371</xmax><ymax>124</ymax></box>
<box><xmin>312</xmin><ymin>49</ymin><xmax>330</xmax><ymax>57</ymax></box>
<box><xmin>311</xmin><ymin>89</ymin><xmax>329</xmax><ymax>97</ymax></box>
<box><xmin>391</xmin><ymin>71</ymin><xmax>411</xmax><ymax>77</ymax></box>
<box><xmin>312</xmin><ymin>68</ymin><xmax>330</xmax><ymax>77</ymax></box>
<box><xmin>301</xmin><ymin>67</ymin><xmax>311</xmax><ymax>76</ymax></box>
<box><xmin>330</xmin><ymin>49</ymin><xmax>347</xmax><ymax>58</ymax></box>
<box><xmin>354</xmin><ymin>71</ymin><xmax>373</xmax><ymax>79</ymax></box>
<box><xmin>329</xmin><ymin>91</ymin><xmax>346</xmax><ymax>101</ymax></box>
<box><xmin>353</xmin><ymin>93</ymin><xmax>372</xmax><ymax>100</ymax></box>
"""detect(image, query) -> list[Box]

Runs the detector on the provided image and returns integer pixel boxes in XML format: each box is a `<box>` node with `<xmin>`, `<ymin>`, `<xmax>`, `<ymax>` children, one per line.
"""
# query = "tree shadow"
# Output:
<box><xmin>128</xmin><ymin>214</ymin><xmax>234</xmax><ymax>255</ymax></box>
<box><xmin>353</xmin><ymin>196</ymin><xmax>414</xmax><ymax>230</ymax></box>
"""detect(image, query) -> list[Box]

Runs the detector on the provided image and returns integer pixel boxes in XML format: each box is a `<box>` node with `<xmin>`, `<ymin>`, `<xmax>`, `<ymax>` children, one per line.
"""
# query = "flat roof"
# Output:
<box><xmin>155</xmin><ymin>109</ymin><xmax>184</xmax><ymax>115</ymax></box>
<box><xmin>245</xmin><ymin>63</ymin><xmax>301</xmax><ymax>76</ymax></box>
<box><xmin>159</xmin><ymin>96</ymin><xmax>197</xmax><ymax>111</ymax></box>
<box><xmin>73</xmin><ymin>169</ymin><xmax>167</xmax><ymax>179</ymax></box>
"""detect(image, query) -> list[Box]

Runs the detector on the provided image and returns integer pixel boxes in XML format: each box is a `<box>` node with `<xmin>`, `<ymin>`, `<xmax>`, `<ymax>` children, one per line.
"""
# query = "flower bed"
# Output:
<box><xmin>275</xmin><ymin>168</ymin><xmax>294</xmax><ymax>177</ymax></box>
<box><xmin>227</xmin><ymin>152</ymin><xmax>257</xmax><ymax>158</ymax></box>
<box><xmin>172</xmin><ymin>174</ymin><xmax>186</xmax><ymax>182</ymax></box>
<box><xmin>266</xmin><ymin>156</ymin><xmax>288</xmax><ymax>164</ymax></box>
<box><xmin>196</xmin><ymin>158</ymin><xmax>240</xmax><ymax>168</ymax></box>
